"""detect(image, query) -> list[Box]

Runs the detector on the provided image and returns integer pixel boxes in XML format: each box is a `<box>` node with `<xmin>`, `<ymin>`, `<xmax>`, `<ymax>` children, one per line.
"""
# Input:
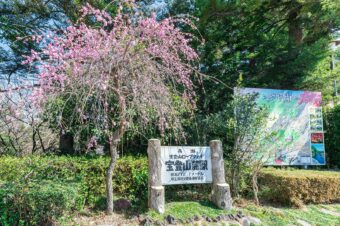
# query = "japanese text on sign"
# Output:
<box><xmin>160</xmin><ymin>146</ymin><xmax>212</xmax><ymax>185</ymax></box>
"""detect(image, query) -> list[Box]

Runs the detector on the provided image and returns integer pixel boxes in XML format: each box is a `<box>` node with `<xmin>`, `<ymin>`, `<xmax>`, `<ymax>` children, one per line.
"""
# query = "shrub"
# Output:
<box><xmin>0</xmin><ymin>180</ymin><xmax>84</xmax><ymax>225</ymax></box>
<box><xmin>258</xmin><ymin>168</ymin><xmax>340</xmax><ymax>207</ymax></box>
<box><xmin>324</xmin><ymin>105</ymin><xmax>340</xmax><ymax>168</ymax></box>
<box><xmin>0</xmin><ymin>156</ymin><xmax>148</xmax><ymax>207</ymax></box>
<box><xmin>0</xmin><ymin>155</ymin><xmax>148</xmax><ymax>224</ymax></box>
<box><xmin>0</xmin><ymin>155</ymin><xmax>241</xmax><ymax>222</ymax></box>
<box><xmin>113</xmin><ymin>156</ymin><xmax>148</xmax><ymax>204</ymax></box>
<box><xmin>224</xmin><ymin>161</ymin><xmax>252</xmax><ymax>198</ymax></box>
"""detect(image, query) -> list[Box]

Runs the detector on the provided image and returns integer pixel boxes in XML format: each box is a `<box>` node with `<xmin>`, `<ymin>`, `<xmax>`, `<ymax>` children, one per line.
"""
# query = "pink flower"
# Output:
<box><xmin>22</xmin><ymin>2</ymin><xmax>199</xmax><ymax>136</ymax></box>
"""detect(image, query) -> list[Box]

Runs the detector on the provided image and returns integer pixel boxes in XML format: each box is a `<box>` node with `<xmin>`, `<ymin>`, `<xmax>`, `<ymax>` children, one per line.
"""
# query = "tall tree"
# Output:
<box><xmin>172</xmin><ymin>0</ymin><xmax>340</xmax><ymax>113</ymax></box>
<box><xmin>0</xmin><ymin>0</ymin><xmax>118</xmax><ymax>87</ymax></box>
<box><xmin>24</xmin><ymin>3</ymin><xmax>199</xmax><ymax>213</ymax></box>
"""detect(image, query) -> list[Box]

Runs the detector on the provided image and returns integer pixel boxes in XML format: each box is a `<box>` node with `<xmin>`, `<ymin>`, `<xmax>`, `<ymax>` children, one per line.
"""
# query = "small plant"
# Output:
<box><xmin>228</xmin><ymin>90</ymin><xmax>274</xmax><ymax>204</ymax></box>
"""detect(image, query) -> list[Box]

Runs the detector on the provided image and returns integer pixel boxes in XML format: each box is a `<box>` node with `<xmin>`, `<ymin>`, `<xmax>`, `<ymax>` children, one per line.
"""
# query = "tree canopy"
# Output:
<box><xmin>0</xmin><ymin>0</ymin><xmax>339</xmax><ymax>163</ymax></box>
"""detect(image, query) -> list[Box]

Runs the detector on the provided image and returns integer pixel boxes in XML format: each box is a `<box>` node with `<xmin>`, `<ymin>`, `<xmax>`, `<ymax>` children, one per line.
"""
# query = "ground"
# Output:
<box><xmin>72</xmin><ymin>200</ymin><xmax>340</xmax><ymax>225</ymax></box>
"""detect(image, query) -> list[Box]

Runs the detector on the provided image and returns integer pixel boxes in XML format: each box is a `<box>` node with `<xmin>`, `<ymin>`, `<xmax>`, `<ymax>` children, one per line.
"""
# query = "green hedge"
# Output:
<box><xmin>0</xmin><ymin>155</ymin><xmax>148</xmax><ymax>225</ymax></box>
<box><xmin>0</xmin><ymin>155</ymin><xmax>215</xmax><ymax>206</ymax></box>
<box><xmin>0</xmin><ymin>155</ymin><xmax>217</xmax><ymax>224</ymax></box>
<box><xmin>4</xmin><ymin>155</ymin><xmax>339</xmax><ymax>224</ymax></box>
<box><xmin>259</xmin><ymin>168</ymin><xmax>340</xmax><ymax>207</ymax></box>
<box><xmin>0</xmin><ymin>180</ymin><xmax>84</xmax><ymax>225</ymax></box>
<box><xmin>0</xmin><ymin>155</ymin><xmax>148</xmax><ymax>203</ymax></box>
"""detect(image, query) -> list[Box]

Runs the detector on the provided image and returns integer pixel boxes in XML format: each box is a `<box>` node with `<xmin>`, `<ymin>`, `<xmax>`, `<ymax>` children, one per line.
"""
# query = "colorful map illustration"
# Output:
<box><xmin>237</xmin><ymin>88</ymin><xmax>325</xmax><ymax>165</ymax></box>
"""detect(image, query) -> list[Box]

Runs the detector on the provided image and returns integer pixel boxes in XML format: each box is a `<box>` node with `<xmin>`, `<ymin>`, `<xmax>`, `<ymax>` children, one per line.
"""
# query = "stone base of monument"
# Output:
<box><xmin>149</xmin><ymin>186</ymin><xmax>165</xmax><ymax>213</ymax></box>
<box><xmin>211</xmin><ymin>183</ymin><xmax>232</xmax><ymax>210</ymax></box>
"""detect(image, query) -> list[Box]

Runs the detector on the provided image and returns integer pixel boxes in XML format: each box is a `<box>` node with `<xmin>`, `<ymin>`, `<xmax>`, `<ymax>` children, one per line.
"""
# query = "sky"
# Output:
<box><xmin>0</xmin><ymin>0</ymin><xmax>172</xmax><ymax>91</ymax></box>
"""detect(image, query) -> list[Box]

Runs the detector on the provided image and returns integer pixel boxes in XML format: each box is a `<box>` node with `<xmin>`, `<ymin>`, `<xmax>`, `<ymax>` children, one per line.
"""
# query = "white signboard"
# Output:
<box><xmin>160</xmin><ymin>146</ymin><xmax>212</xmax><ymax>185</ymax></box>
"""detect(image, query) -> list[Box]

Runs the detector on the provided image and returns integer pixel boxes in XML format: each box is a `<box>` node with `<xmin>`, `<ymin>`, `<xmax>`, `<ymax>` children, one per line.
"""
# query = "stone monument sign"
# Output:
<box><xmin>147</xmin><ymin>139</ymin><xmax>232</xmax><ymax>213</ymax></box>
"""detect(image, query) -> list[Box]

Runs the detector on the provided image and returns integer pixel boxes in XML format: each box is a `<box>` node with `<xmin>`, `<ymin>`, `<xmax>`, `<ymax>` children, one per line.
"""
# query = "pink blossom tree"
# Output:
<box><xmin>24</xmin><ymin>3</ymin><xmax>199</xmax><ymax>213</ymax></box>
<box><xmin>0</xmin><ymin>88</ymin><xmax>57</xmax><ymax>155</ymax></box>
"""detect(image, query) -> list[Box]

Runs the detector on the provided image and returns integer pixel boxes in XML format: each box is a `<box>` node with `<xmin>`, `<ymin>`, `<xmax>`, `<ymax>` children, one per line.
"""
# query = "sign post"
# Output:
<box><xmin>147</xmin><ymin>139</ymin><xmax>165</xmax><ymax>213</ymax></box>
<box><xmin>147</xmin><ymin>139</ymin><xmax>232</xmax><ymax>213</ymax></box>
<box><xmin>210</xmin><ymin>140</ymin><xmax>232</xmax><ymax>209</ymax></box>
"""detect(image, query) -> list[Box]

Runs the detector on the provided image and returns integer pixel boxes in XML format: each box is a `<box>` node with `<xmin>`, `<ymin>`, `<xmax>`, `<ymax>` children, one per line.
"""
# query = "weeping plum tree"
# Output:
<box><xmin>24</xmin><ymin>2</ymin><xmax>199</xmax><ymax>214</ymax></box>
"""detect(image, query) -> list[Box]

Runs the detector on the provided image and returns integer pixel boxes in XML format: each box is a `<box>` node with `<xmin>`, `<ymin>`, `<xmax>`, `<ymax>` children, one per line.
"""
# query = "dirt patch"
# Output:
<box><xmin>73</xmin><ymin>212</ymin><xmax>139</xmax><ymax>226</ymax></box>
<box><xmin>319</xmin><ymin>208</ymin><xmax>340</xmax><ymax>217</ymax></box>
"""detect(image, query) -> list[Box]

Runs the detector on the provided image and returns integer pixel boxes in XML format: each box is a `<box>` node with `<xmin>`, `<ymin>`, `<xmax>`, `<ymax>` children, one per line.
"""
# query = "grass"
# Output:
<box><xmin>243</xmin><ymin>203</ymin><xmax>340</xmax><ymax>225</ymax></box>
<box><xmin>146</xmin><ymin>200</ymin><xmax>236</xmax><ymax>221</ymax></box>
<box><xmin>146</xmin><ymin>200</ymin><xmax>340</xmax><ymax>225</ymax></box>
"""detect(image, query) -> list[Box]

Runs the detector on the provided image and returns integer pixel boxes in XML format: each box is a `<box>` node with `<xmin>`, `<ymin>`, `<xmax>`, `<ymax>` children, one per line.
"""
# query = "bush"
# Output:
<box><xmin>0</xmin><ymin>155</ymin><xmax>149</xmax><ymax>224</ymax></box>
<box><xmin>0</xmin><ymin>180</ymin><xmax>84</xmax><ymax>225</ymax></box>
<box><xmin>259</xmin><ymin>168</ymin><xmax>340</xmax><ymax>207</ymax></box>
<box><xmin>224</xmin><ymin>161</ymin><xmax>252</xmax><ymax>198</ymax></box>
<box><xmin>0</xmin><ymin>155</ymin><xmax>242</xmax><ymax>223</ymax></box>
<box><xmin>324</xmin><ymin>105</ymin><xmax>340</xmax><ymax>168</ymax></box>
<box><xmin>0</xmin><ymin>155</ymin><xmax>148</xmax><ymax>206</ymax></box>
<box><xmin>113</xmin><ymin>156</ymin><xmax>148</xmax><ymax>204</ymax></box>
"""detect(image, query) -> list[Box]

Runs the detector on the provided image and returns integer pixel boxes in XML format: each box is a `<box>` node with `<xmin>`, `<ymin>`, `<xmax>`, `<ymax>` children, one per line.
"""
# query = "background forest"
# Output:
<box><xmin>1</xmin><ymin>0</ymin><xmax>339</xmax><ymax>166</ymax></box>
<box><xmin>0</xmin><ymin>1</ymin><xmax>340</xmax><ymax>225</ymax></box>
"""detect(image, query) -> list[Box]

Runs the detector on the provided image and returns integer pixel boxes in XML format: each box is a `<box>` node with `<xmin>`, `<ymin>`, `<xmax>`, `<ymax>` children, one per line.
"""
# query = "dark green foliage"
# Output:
<box><xmin>163</xmin><ymin>0</ymin><xmax>340</xmax><ymax>174</ymax></box>
<box><xmin>0</xmin><ymin>155</ymin><xmax>149</xmax><ymax>216</ymax></box>
<box><xmin>2</xmin><ymin>0</ymin><xmax>338</xmax><ymax>159</ymax></box>
<box><xmin>112</xmin><ymin>156</ymin><xmax>148</xmax><ymax>205</ymax></box>
<box><xmin>324</xmin><ymin>105</ymin><xmax>340</xmax><ymax>168</ymax></box>
<box><xmin>1</xmin><ymin>155</ymin><xmax>339</xmax><ymax>223</ymax></box>
<box><xmin>0</xmin><ymin>155</ymin><xmax>224</xmax><ymax>207</ymax></box>
<box><xmin>0</xmin><ymin>135</ymin><xmax>17</xmax><ymax>156</ymax></box>
<box><xmin>225</xmin><ymin>161</ymin><xmax>252</xmax><ymax>198</ymax></box>
<box><xmin>0</xmin><ymin>2</ymin><xmax>339</xmax><ymax>221</ymax></box>
<box><xmin>168</xmin><ymin>0</ymin><xmax>340</xmax><ymax>131</ymax></box>
<box><xmin>0</xmin><ymin>155</ymin><xmax>241</xmax><ymax>222</ymax></box>
<box><xmin>0</xmin><ymin>180</ymin><xmax>84</xmax><ymax>225</ymax></box>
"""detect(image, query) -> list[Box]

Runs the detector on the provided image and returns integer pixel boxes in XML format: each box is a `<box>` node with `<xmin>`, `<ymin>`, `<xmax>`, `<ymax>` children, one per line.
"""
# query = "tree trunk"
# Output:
<box><xmin>36</xmin><ymin>125</ymin><xmax>46</xmax><ymax>152</ymax></box>
<box><xmin>252</xmin><ymin>167</ymin><xmax>260</xmax><ymax>205</ymax></box>
<box><xmin>106</xmin><ymin>140</ymin><xmax>116</xmax><ymax>214</ymax></box>
<box><xmin>31</xmin><ymin>128</ymin><xmax>37</xmax><ymax>153</ymax></box>
<box><xmin>105</xmin><ymin>133</ymin><xmax>120</xmax><ymax>214</ymax></box>
<box><xmin>288</xmin><ymin>2</ymin><xmax>303</xmax><ymax>45</ymax></box>
<box><xmin>106</xmin><ymin>84</ymin><xmax>126</xmax><ymax>214</ymax></box>
<box><xmin>59</xmin><ymin>131</ymin><xmax>75</xmax><ymax>155</ymax></box>
<box><xmin>210</xmin><ymin>140</ymin><xmax>232</xmax><ymax>210</ymax></box>
<box><xmin>231</xmin><ymin>163</ymin><xmax>240</xmax><ymax>198</ymax></box>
